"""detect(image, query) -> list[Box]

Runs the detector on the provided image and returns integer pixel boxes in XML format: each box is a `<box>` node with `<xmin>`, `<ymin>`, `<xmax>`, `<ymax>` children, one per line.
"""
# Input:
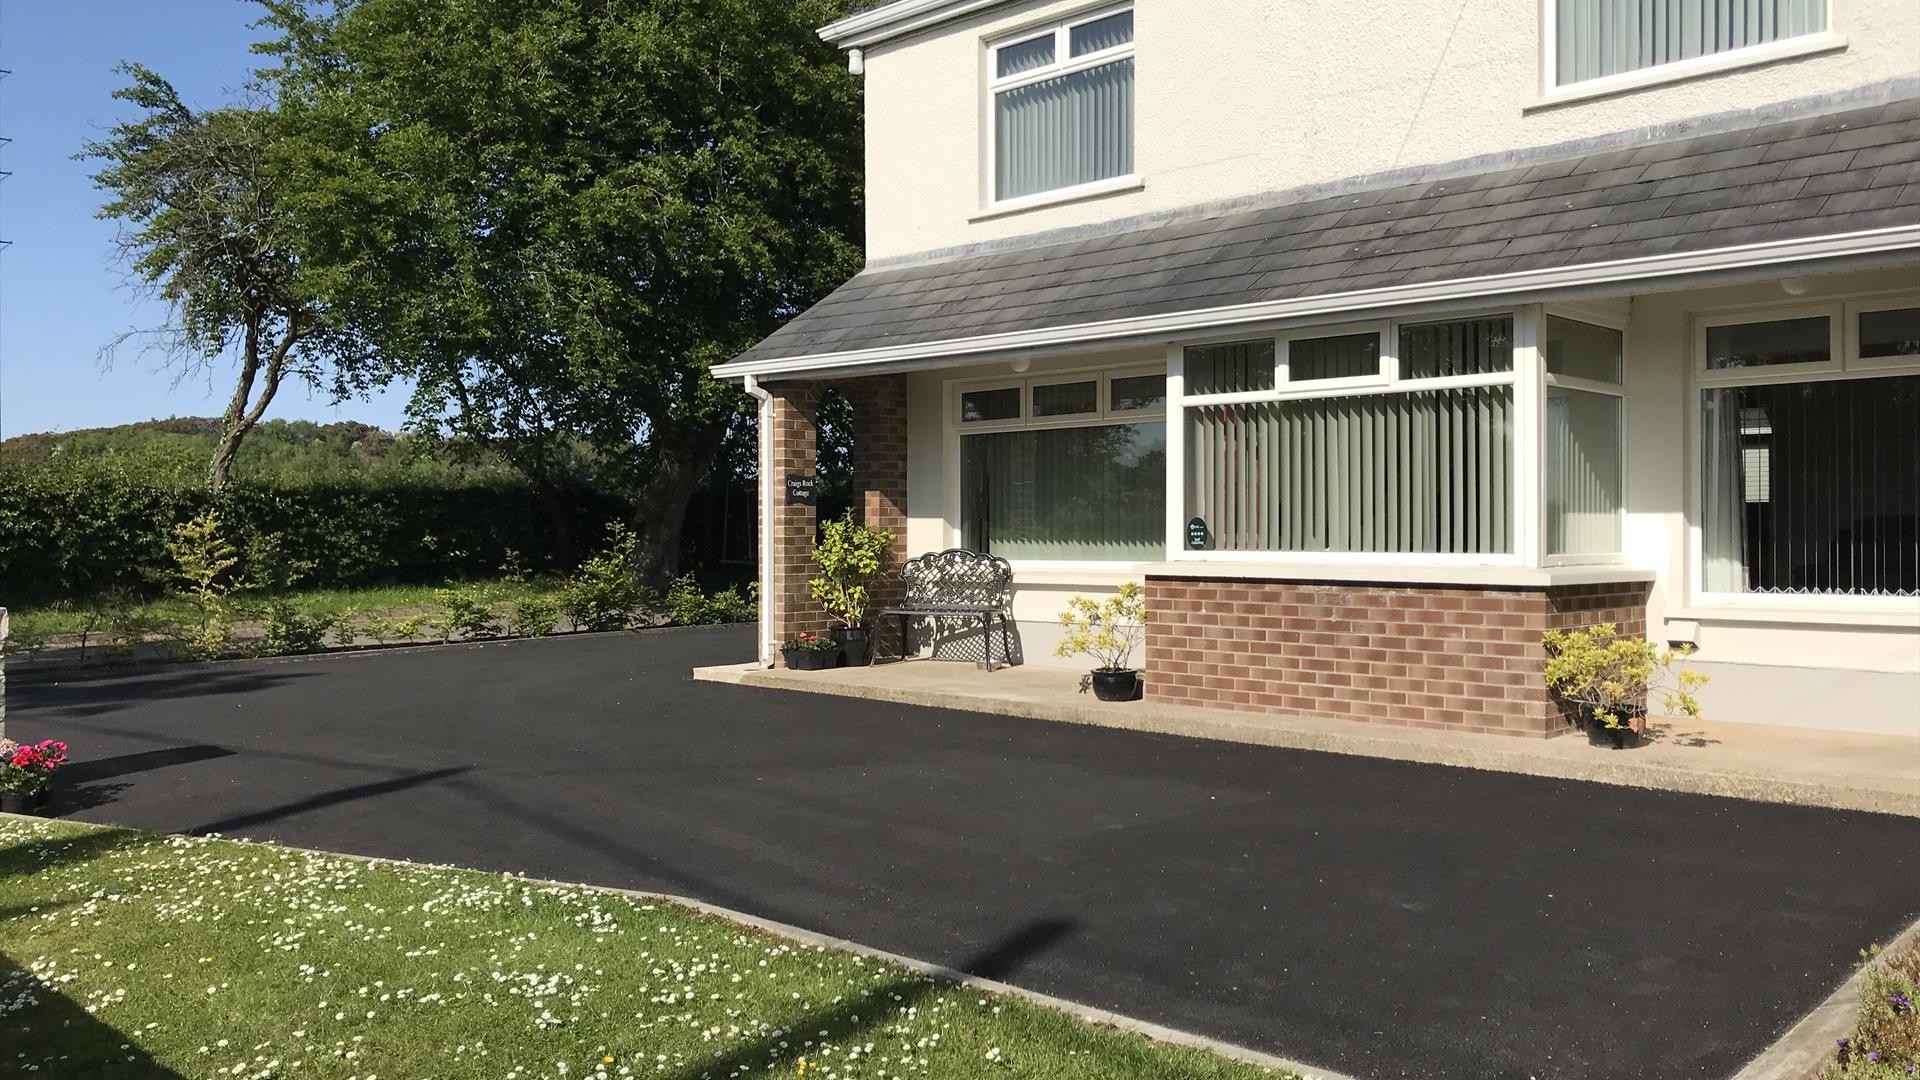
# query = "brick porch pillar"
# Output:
<box><xmin>766</xmin><ymin>381</ymin><xmax>825</xmax><ymax>649</ymax></box>
<box><xmin>845</xmin><ymin>375</ymin><xmax>911</xmax><ymax>619</ymax></box>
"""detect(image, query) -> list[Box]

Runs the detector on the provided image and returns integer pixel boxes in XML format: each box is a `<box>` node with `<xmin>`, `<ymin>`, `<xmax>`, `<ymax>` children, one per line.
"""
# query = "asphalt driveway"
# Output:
<box><xmin>8</xmin><ymin>628</ymin><xmax>1917</xmax><ymax>1080</ymax></box>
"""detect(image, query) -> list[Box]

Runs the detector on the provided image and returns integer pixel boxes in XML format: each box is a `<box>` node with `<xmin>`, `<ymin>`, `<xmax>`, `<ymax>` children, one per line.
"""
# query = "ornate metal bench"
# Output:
<box><xmin>879</xmin><ymin>549</ymin><xmax>1014</xmax><ymax>670</ymax></box>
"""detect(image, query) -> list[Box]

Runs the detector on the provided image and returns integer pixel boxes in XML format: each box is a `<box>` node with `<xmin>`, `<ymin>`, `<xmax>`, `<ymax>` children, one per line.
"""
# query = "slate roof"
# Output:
<box><xmin>727</xmin><ymin>98</ymin><xmax>1920</xmax><ymax>371</ymax></box>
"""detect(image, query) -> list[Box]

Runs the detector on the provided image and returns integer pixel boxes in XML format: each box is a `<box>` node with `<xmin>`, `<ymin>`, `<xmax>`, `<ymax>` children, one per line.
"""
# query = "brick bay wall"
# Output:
<box><xmin>1144</xmin><ymin>577</ymin><xmax>1652</xmax><ymax>737</ymax></box>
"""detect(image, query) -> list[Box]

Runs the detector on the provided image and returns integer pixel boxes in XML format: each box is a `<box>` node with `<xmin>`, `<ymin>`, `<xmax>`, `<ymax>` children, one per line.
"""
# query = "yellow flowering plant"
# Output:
<box><xmin>808</xmin><ymin>512</ymin><xmax>896</xmax><ymax>627</ymax></box>
<box><xmin>1543</xmin><ymin>621</ymin><xmax>1709</xmax><ymax>732</ymax></box>
<box><xmin>1054</xmin><ymin>582</ymin><xmax>1147</xmax><ymax>672</ymax></box>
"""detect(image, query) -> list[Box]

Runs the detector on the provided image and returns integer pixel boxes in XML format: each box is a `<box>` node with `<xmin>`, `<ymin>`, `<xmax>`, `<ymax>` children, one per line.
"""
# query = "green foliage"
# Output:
<box><xmin>661</xmin><ymin>575</ymin><xmax>754</xmax><ymax>626</ymax></box>
<box><xmin>166</xmin><ymin>512</ymin><xmax>244</xmax><ymax>660</ymax></box>
<box><xmin>560</xmin><ymin>524</ymin><xmax>649</xmax><ymax>632</ymax></box>
<box><xmin>331</xmin><ymin>612</ymin><xmax>362</xmax><ymax>648</ymax></box>
<box><xmin>1823</xmin><ymin>939</ymin><xmax>1920</xmax><ymax>1078</ymax></box>
<box><xmin>255</xmin><ymin>0</ymin><xmax>866</xmax><ymax>582</ymax></box>
<box><xmin>433</xmin><ymin>585</ymin><xmax>500</xmax><ymax>643</ymax></box>
<box><xmin>808</xmin><ymin>513</ymin><xmax>895</xmax><ymax>627</ymax></box>
<box><xmin>257</xmin><ymin>599</ymin><xmax>338</xmax><ymax>657</ymax></box>
<box><xmin>0</xmin><ymin>443</ymin><xmax>632</xmax><ymax>605</ymax></box>
<box><xmin>1543</xmin><ymin>622</ymin><xmax>1709</xmax><ymax>731</ymax></box>
<box><xmin>1054</xmin><ymin>583</ymin><xmax>1147</xmax><ymax>672</ymax></box>
<box><xmin>508</xmin><ymin>596</ymin><xmax>561</xmax><ymax>639</ymax></box>
<box><xmin>364</xmin><ymin>613</ymin><xmax>428</xmax><ymax>646</ymax></box>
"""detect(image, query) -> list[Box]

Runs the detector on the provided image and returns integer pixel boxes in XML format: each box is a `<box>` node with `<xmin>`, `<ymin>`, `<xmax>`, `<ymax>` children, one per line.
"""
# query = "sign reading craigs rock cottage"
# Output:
<box><xmin>785</xmin><ymin>474</ymin><xmax>818</xmax><ymax>506</ymax></box>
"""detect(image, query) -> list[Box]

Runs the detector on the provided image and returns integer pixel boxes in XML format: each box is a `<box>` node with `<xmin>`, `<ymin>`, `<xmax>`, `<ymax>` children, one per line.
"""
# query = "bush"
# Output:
<box><xmin>1543</xmin><ymin>622</ymin><xmax>1707</xmax><ymax>732</ymax></box>
<box><xmin>1825</xmin><ymin>938</ymin><xmax>1920</xmax><ymax>1077</ymax></box>
<box><xmin>808</xmin><ymin>512</ymin><xmax>895</xmax><ymax>628</ymax></box>
<box><xmin>560</xmin><ymin>523</ymin><xmax>648</xmax><ymax>631</ymax></box>
<box><xmin>434</xmin><ymin>585</ymin><xmax>501</xmax><ymax>642</ymax></box>
<box><xmin>509</xmin><ymin>596</ymin><xmax>561</xmax><ymax>638</ymax></box>
<box><xmin>257</xmin><ymin>599</ymin><xmax>338</xmax><ymax>657</ymax></box>
<box><xmin>660</xmin><ymin>575</ymin><xmax>754</xmax><ymax>626</ymax></box>
<box><xmin>166</xmin><ymin>513</ymin><xmax>243</xmax><ymax>661</ymax></box>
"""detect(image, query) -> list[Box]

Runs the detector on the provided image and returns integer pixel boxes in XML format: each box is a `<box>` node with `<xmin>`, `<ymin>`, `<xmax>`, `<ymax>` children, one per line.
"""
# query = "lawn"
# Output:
<box><xmin>7</xmin><ymin>578</ymin><xmax>561</xmax><ymax>639</ymax></box>
<box><xmin>0</xmin><ymin>818</ymin><xmax>1294</xmax><ymax>1080</ymax></box>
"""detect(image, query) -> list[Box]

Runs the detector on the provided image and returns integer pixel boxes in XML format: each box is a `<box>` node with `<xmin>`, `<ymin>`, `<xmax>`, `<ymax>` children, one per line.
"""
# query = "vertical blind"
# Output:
<box><xmin>1186</xmin><ymin>388</ymin><xmax>1514</xmax><ymax>554</ymax></box>
<box><xmin>1701</xmin><ymin>375</ymin><xmax>1920</xmax><ymax>596</ymax></box>
<box><xmin>1556</xmin><ymin>0</ymin><xmax>1827</xmax><ymax>85</ymax></box>
<box><xmin>962</xmin><ymin>422</ymin><xmax>1166</xmax><ymax>561</ymax></box>
<box><xmin>1547</xmin><ymin>388</ymin><xmax>1623</xmax><ymax>555</ymax></box>
<box><xmin>995</xmin><ymin>58</ymin><xmax>1134</xmax><ymax>201</ymax></box>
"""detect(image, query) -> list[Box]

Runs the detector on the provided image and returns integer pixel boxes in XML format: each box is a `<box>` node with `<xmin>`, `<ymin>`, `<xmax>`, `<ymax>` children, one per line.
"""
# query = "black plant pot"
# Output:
<box><xmin>0</xmin><ymin>790</ymin><xmax>46</xmax><ymax>815</ymax></box>
<box><xmin>1089</xmin><ymin>668</ymin><xmax>1142</xmax><ymax>702</ymax></box>
<box><xmin>831</xmin><ymin>626</ymin><xmax>873</xmax><ymax>667</ymax></box>
<box><xmin>1582</xmin><ymin>707</ymin><xmax>1645</xmax><ymax>749</ymax></box>
<box><xmin>784</xmin><ymin>649</ymin><xmax>834</xmax><ymax>671</ymax></box>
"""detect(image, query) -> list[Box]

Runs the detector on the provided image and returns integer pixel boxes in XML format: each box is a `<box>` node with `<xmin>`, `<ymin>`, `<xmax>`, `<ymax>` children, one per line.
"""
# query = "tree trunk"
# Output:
<box><xmin>631</xmin><ymin>423</ymin><xmax>724</xmax><ymax>590</ymax></box>
<box><xmin>210</xmin><ymin>314</ymin><xmax>299</xmax><ymax>493</ymax></box>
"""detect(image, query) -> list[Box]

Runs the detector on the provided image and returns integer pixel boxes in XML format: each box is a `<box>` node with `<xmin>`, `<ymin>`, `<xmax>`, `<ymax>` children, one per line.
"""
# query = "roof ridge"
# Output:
<box><xmin>865</xmin><ymin>77</ymin><xmax>1920</xmax><ymax>273</ymax></box>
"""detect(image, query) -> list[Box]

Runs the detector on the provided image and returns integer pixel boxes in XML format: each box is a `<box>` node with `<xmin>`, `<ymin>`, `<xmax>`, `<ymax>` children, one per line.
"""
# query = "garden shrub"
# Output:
<box><xmin>433</xmin><ymin>585</ymin><xmax>501</xmax><ymax>642</ymax></box>
<box><xmin>257</xmin><ymin>600</ymin><xmax>338</xmax><ymax>657</ymax></box>
<box><xmin>509</xmin><ymin>596</ymin><xmax>561</xmax><ymax>638</ymax></box>
<box><xmin>661</xmin><ymin>575</ymin><xmax>754</xmax><ymax>626</ymax></box>
<box><xmin>1825</xmin><ymin>938</ymin><xmax>1920</xmax><ymax>1078</ymax></box>
<box><xmin>165</xmin><ymin>513</ymin><xmax>243</xmax><ymax>661</ymax></box>
<box><xmin>560</xmin><ymin>523</ymin><xmax>649</xmax><ymax>631</ymax></box>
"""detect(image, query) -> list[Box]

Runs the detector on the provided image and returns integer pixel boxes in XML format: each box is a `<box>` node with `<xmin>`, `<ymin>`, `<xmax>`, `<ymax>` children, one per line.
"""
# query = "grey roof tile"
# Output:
<box><xmin>730</xmin><ymin>100</ymin><xmax>1920</xmax><ymax>367</ymax></box>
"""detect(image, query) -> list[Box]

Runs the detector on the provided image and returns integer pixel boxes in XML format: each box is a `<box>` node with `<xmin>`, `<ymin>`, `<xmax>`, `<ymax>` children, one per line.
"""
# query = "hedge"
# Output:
<box><xmin>0</xmin><ymin>464</ymin><xmax>633</xmax><ymax>606</ymax></box>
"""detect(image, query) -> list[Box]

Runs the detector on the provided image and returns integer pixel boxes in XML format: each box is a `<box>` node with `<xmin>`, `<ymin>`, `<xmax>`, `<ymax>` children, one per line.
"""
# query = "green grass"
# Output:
<box><xmin>0</xmin><ymin>818</ymin><xmax>1294</xmax><ymax>1080</ymax></box>
<box><xmin>8</xmin><ymin>578</ymin><xmax>562</xmax><ymax>640</ymax></box>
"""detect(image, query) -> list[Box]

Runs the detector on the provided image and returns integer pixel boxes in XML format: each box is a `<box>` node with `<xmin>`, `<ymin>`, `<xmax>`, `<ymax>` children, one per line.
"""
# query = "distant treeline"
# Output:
<box><xmin>0</xmin><ymin>419</ymin><xmax>641</xmax><ymax>605</ymax></box>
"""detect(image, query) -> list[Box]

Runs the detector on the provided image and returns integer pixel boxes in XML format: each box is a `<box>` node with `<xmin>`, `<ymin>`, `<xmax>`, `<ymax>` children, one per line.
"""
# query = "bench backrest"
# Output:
<box><xmin>900</xmin><ymin>549</ymin><xmax>1012</xmax><ymax>610</ymax></box>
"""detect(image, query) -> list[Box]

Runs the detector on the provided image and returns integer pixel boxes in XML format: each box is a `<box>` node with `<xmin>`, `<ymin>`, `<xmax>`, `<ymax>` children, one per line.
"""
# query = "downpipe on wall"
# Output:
<box><xmin>742</xmin><ymin>376</ymin><xmax>777</xmax><ymax>668</ymax></box>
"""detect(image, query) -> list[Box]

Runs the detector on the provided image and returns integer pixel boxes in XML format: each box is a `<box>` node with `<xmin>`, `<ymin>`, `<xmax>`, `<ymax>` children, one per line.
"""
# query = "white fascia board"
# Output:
<box><xmin>712</xmin><ymin>224</ymin><xmax>1920</xmax><ymax>381</ymax></box>
<box><xmin>819</xmin><ymin>0</ymin><xmax>1014</xmax><ymax>48</ymax></box>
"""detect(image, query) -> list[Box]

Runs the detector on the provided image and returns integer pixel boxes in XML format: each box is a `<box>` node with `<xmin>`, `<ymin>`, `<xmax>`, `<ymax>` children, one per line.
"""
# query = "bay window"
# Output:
<box><xmin>1545</xmin><ymin>316</ymin><xmax>1625</xmax><ymax>557</ymax></box>
<box><xmin>1551</xmin><ymin>0</ymin><xmax>1830</xmax><ymax>88</ymax></box>
<box><xmin>957</xmin><ymin>366</ymin><xmax>1165</xmax><ymax>561</ymax></box>
<box><xmin>1181</xmin><ymin>317</ymin><xmax>1518</xmax><ymax>556</ymax></box>
<box><xmin>989</xmin><ymin>7</ymin><xmax>1134</xmax><ymax>203</ymax></box>
<box><xmin>1697</xmin><ymin>299</ymin><xmax>1920</xmax><ymax>599</ymax></box>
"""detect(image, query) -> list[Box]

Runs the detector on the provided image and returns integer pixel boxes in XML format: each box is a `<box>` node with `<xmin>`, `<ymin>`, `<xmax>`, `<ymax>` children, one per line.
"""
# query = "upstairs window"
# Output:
<box><xmin>1552</xmin><ymin>0</ymin><xmax>1829</xmax><ymax>87</ymax></box>
<box><xmin>989</xmin><ymin>7</ymin><xmax>1134</xmax><ymax>203</ymax></box>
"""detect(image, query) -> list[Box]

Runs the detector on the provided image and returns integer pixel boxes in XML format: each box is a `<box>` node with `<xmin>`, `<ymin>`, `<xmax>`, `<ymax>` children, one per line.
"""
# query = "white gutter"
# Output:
<box><xmin>818</xmin><ymin>0</ymin><xmax>1012</xmax><ymax>48</ymax></box>
<box><xmin>742</xmin><ymin>375</ymin><xmax>778</xmax><ymax>669</ymax></box>
<box><xmin>714</xmin><ymin>224</ymin><xmax>1920</xmax><ymax>381</ymax></box>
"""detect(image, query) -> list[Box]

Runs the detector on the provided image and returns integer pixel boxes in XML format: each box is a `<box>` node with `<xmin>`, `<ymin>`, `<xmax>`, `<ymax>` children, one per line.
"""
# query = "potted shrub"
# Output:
<box><xmin>0</xmin><ymin>738</ymin><xmax>69</xmax><ymax>814</ymax></box>
<box><xmin>809</xmin><ymin>512</ymin><xmax>896</xmax><ymax>667</ymax></box>
<box><xmin>781</xmin><ymin>631</ymin><xmax>840</xmax><ymax>671</ymax></box>
<box><xmin>1056</xmin><ymin>582</ymin><xmax>1147</xmax><ymax>702</ymax></box>
<box><xmin>1544</xmin><ymin>622</ymin><xmax>1709</xmax><ymax>749</ymax></box>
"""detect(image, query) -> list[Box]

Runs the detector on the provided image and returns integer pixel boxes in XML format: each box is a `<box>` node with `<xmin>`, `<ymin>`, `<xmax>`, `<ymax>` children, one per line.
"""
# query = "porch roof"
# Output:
<box><xmin>716</xmin><ymin>98</ymin><xmax>1920</xmax><ymax>381</ymax></box>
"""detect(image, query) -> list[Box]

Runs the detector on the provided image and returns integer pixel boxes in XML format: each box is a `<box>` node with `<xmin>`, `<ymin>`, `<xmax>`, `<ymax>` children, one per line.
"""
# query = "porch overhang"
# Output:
<box><xmin>715</xmin><ymin>98</ymin><xmax>1920</xmax><ymax>384</ymax></box>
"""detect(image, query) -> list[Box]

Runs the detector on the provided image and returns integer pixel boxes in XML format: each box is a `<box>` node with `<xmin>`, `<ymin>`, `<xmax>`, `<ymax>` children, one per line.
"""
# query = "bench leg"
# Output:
<box><xmin>1000</xmin><ymin>614</ymin><xmax>1013</xmax><ymax>668</ymax></box>
<box><xmin>978</xmin><ymin>613</ymin><xmax>997</xmax><ymax>672</ymax></box>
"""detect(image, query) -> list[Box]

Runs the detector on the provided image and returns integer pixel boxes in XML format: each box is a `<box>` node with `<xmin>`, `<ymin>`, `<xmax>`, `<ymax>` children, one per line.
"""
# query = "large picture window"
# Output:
<box><xmin>989</xmin><ymin>7</ymin><xmax>1134</xmax><ymax>203</ymax></box>
<box><xmin>1698</xmin><ymin>300</ymin><xmax>1920</xmax><ymax>598</ymax></box>
<box><xmin>956</xmin><ymin>366</ymin><xmax>1165</xmax><ymax>561</ymax></box>
<box><xmin>1181</xmin><ymin>316</ymin><xmax>1517</xmax><ymax>556</ymax></box>
<box><xmin>1552</xmin><ymin>0</ymin><xmax>1829</xmax><ymax>88</ymax></box>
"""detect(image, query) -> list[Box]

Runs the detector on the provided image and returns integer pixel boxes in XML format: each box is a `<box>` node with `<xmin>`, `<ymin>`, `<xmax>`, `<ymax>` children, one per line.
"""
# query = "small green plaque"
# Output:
<box><xmin>1185</xmin><ymin>517</ymin><xmax>1210</xmax><ymax>550</ymax></box>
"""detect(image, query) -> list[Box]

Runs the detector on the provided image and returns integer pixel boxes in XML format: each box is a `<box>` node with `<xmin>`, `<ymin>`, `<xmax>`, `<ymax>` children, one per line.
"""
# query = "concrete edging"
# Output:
<box><xmin>1730</xmin><ymin>913</ymin><xmax>1920</xmax><ymax>1080</ymax></box>
<box><xmin>695</xmin><ymin>664</ymin><xmax>1920</xmax><ymax>819</ymax></box>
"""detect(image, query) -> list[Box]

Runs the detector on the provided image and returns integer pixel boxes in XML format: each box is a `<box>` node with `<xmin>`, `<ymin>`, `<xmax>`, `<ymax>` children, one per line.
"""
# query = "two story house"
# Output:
<box><xmin>714</xmin><ymin>0</ymin><xmax>1920</xmax><ymax>737</ymax></box>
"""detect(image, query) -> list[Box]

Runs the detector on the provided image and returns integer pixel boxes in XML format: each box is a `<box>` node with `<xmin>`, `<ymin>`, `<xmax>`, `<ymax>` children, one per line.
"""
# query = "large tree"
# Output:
<box><xmin>258</xmin><ymin>0</ymin><xmax>864</xmax><ymax>585</ymax></box>
<box><xmin>82</xmin><ymin>65</ymin><xmax>370</xmax><ymax>492</ymax></box>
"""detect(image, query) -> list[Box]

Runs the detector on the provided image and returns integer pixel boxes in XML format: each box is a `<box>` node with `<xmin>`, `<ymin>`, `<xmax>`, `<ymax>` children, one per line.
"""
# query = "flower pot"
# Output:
<box><xmin>1089</xmin><ymin>668</ymin><xmax>1142</xmax><ymax>702</ymax></box>
<box><xmin>830</xmin><ymin>626</ymin><xmax>874</xmax><ymax>667</ymax></box>
<box><xmin>0</xmin><ymin>790</ymin><xmax>46</xmax><ymax>815</ymax></box>
<box><xmin>1582</xmin><ymin>707</ymin><xmax>1645</xmax><ymax>749</ymax></box>
<box><xmin>784</xmin><ymin>649</ymin><xmax>834</xmax><ymax>671</ymax></box>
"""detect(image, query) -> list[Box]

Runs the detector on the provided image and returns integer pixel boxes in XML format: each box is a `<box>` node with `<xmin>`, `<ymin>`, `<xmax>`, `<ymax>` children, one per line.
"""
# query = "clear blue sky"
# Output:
<box><xmin>0</xmin><ymin>0</ymin><xmax>411</xmax><ymax>439</ymax></box>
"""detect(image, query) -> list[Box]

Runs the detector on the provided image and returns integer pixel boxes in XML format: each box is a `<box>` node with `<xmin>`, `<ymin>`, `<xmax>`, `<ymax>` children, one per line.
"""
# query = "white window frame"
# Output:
<box><xmin>1537</xmin><ymin>0</ymin><xmax>1843</xmax><ymax>106</ymax></box>
<box><xmin>983</xmin><ymin>3</ymin><xmax>1136</xmax><ymax>211</ymax></box>
<box><xmin>1542</xmin><ymin>307</ymin><xmax>1629</xmax><ymax>567</ymax></box>
<box><xmin>944</xmin><ymin>361</ymin><xmax>1168</xmax><ymax>567</ymax></box>
<box><xmin>1278</xmin><ymin>321</ymin><xmax>1392</xmax><ymax>391</ymax></box>
<box><xmin>1168</xmin><ymin>308</ymin><xmax>1542</xmax><ymax>568</ymax></box>
<box><xmin>1686</xmin><ymin>289</ymin><xmax>1920</xmax><ymax>611</ymax></box>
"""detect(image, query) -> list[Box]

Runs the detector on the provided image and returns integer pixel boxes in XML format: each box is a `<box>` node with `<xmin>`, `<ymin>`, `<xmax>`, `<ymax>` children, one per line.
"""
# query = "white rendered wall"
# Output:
<box><xmin>860</xmin><ymin>0</ymin><xmax>1920</xmax><ymax>260</ymax></box>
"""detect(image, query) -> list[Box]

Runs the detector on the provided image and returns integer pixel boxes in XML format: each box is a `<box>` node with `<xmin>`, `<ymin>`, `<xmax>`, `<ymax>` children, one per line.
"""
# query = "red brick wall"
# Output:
<box><xmin>1144</xmin><ymin>576</ymin><xmax>1652</xmax><ymax>737</ymax></box>
<box><xmin>764</xmin><ymin>376</ymin><xmax>910</xmax><ymax>650</ymax></box>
